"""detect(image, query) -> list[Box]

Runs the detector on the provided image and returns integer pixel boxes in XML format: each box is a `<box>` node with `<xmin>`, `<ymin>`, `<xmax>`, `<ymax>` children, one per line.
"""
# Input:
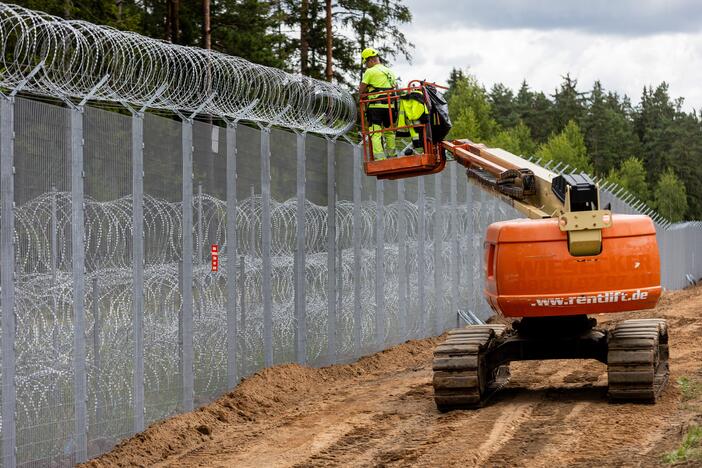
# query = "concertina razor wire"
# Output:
<box><xmin>0</xmin><ymin>2</ymin><xmax>356</xmax><ymax>134</ymax></box>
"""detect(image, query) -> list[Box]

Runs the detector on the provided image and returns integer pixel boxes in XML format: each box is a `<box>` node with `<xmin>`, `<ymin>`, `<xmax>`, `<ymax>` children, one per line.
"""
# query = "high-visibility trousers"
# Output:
<box><xmin>367</xmin><ymin>106</ymin><xmax>396</xmax><ymax>159</ymax></box>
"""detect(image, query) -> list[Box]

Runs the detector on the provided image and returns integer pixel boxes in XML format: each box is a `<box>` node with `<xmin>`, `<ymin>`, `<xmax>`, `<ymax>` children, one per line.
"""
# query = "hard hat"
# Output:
<box><xmin>361</xmin><ymin>47</ymin><xmax>378</xmax><ymax>64</ymax></box>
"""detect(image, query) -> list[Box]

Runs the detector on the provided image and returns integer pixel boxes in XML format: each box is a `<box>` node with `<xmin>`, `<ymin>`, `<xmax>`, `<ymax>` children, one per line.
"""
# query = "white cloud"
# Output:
<box><xmin>406</xmin><ymin>0</ymin><xmax>702</xmax><ymax>35</ymax></box>
<box><xmin>390</xmin><ymin>27</ymin><xmax>702</xmax><ymax>112</ymax></box>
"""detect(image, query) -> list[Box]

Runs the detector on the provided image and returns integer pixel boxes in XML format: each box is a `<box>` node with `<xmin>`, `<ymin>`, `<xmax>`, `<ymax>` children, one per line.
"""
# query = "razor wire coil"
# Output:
<box><xmin>0</xmin><ymin>2</ymin><xmax>356</xmax><ymax>134</ymax></box>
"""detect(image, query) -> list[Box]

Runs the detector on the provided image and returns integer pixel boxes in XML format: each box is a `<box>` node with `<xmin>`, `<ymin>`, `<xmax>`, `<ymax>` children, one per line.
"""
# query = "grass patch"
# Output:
<box><xmin>663</xmin><ymin>425</ymin><xmax>702</xmax><ymax>464</ymax></box>
<box><xmin>678</xmin><ymin>377</ymin><xmax>702</xmax><ymax>402</ymax></box>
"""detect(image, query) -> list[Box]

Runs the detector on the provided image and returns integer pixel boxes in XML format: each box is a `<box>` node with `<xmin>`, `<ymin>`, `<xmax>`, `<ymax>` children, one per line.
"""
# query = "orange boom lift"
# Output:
<box><xmin>360</xmin><ymin>82</ymin><xmax>668</xmax><ymax>410</ymax></box>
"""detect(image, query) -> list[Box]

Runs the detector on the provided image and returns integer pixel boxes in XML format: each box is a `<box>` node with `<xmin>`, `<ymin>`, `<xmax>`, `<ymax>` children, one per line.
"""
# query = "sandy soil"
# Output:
<box><xmin>86</xmin><ymin>285</ymin><xmax>702</xmax><ymax>468</ymax></box>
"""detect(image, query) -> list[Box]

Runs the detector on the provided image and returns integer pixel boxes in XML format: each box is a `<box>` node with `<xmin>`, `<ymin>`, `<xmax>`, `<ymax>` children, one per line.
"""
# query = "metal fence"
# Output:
<box><xmin>0</xmin><ymin>95</ymin><xmax>701</xmax><ymax>467</ymax></box>
<box><xmin>0</xmin><ymin>94</ymin><xmax>523</xmax><ymax>466</ymax></box>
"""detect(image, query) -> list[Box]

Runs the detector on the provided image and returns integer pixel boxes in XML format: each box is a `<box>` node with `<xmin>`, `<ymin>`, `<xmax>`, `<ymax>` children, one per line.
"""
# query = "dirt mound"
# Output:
<box><xmin>84</xmin><ymin>337</ymin><xmax>440</xmax><ymax>467</ymax></box>
<box><xmin>87</xmin><ymin>285</ymin><xmax>702</xmax><ymax>467</ymax></box>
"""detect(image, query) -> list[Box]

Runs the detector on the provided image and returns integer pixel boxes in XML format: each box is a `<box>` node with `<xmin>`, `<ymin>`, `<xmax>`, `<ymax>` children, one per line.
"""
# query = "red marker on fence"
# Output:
<box><xmin>211</xmin><ymin>244</ymin><xmax>219</xmax><ymax>272</ymax></box>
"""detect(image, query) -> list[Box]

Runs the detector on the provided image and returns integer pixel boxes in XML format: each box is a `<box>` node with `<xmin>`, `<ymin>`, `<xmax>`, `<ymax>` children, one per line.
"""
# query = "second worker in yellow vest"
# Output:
<box><xmin>358</xmin><ymin>47</ymin><xmax>397</xmax><ymax>160</ymax></box>
<box><xmin>397</xmin><ymin>88</ymin><xmax>430</xmax><ymax>155</ymax></box>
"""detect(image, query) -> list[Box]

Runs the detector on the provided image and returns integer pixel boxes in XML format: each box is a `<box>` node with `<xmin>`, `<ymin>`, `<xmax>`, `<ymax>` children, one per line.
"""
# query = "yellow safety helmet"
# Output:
<box><xmin>361</xmin><ymin>47</ymin><xmax>379</xmax><ymax>64</ymax></box>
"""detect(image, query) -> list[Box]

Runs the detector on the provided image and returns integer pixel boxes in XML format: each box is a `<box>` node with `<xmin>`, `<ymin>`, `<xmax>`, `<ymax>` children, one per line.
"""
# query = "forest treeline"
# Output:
<box><xmin>15</xmin><ymin>0</ymin><xmax>411</xmax><ymax>85</ymax></box>
<box><xmin>445</xmin><ymin>70</ymin><xmax>699</xmax><ymax>221</ymax></box>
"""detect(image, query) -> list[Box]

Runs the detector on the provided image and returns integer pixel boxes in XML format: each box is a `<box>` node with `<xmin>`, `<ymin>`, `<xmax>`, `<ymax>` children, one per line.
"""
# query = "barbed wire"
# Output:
<box><xmin>0</xmin><ymin>3</ymin><xmax>356</xmax><ymax>134</ymax></box>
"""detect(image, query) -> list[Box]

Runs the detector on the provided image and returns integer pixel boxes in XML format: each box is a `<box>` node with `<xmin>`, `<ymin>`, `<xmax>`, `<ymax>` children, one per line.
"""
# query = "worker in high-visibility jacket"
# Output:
<box><xmin>358</xmin><ymin>47</ymin><xmax>397</xmax><ymax>160</ymax></box>
<box><xmin>397</xmin><ymin>88</ymin><xmax>430</xmax><ymax>155</ymax></box>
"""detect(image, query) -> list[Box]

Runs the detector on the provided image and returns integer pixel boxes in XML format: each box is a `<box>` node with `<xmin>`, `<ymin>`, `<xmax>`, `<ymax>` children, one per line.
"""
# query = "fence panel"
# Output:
<box><xmin>1</xmin><ymin>96</ymin><xmax>700</xmax><ymax>467</ymax></box>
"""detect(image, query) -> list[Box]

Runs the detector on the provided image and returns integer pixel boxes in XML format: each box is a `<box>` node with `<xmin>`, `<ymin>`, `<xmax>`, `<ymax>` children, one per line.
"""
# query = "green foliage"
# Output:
<box><xmin>488</xmin><ymin>121</ymin><xmax>536</xmax><ymax>157</ymax></box>
<box><xmin>552</xmin><ymin>74</ymin><xmax>587</xmax><ymax>132</ymax></box>
<box><xmin>536</xmin><ymin>120</ymin><xmax>592</xmax><ymax>172</ymax></box>
<box><xmin>489</xmin><ymin>83</ymin><xmax>519</xmax><ymax>129</ymax></box>
<box><xmin>607</xmin><ymin>157</ymin><xmax>649</xmax><ymax>202</ymax></box>
<box><xmin>663</xmin><ymin>424</ymin><xmax>702</xmax><ymax>464</ymax></box>
<box><xmin>677</xmin><ymin>377</ymin><xmax>702</xmax><ymax>402</ymax></box>
<box><xmin>216</xmin><ymin>0</ymin><xmax>293</xmax><ymax>70</ymax></box>
<box><xmin>16</xmin><ymin>0</ymin><xmax>144</xmax><ymax>31</ymax></box>
<box><xmin>337</xmin><ymin>0</ymin><xmax>413</xmax><ymax>69</ymax></box>
<box><xmin>654</xmin><ymin>168</ymin><xmax>688</xmax><ymax>222</ymax></box>
<box><xmin>446</xmin><ymin>73</ymin><xmax>498</xmax><ymax>141</ymax></box>
<box><xmin>583</xmin><ymin>81</ymin><xmax>639</xmax><ymax>174</ymax></box>
<box><xmin>514</xmin><ymin>81</ymin><xmax>554</xmax><ymax>143</ymax></box>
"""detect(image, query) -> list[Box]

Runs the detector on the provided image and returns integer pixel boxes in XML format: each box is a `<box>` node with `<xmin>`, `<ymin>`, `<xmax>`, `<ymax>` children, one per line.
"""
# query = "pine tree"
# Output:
<box><xmin>515</xmin><ymin>81</ymin><xmax>554</xmax><ymax>143</ymax></box>
<box><xmin>667</xmin><ymin>111</ymin><xmax>702</xmax><ymax>219</ymax></box>
<box><xmin>446</xmin><ymin>74</ymin><xmax>498</xmax><ymax>141</ymax></box>
<box><xmin>653</xmin><ymin>168</ymin><xmax>688</xmax><ymax>222</ymax></box>
<box><xmin>607</xmin><ymin>157</ymin><xmax>650</xmax><ymax>201</ymax></box>
<box><xmin>552</xmin><ymin>73</ymin><xmax>586</xmax><ymax>132</ymax></box>
<box><xmin>535</xmin><ymin>120</ymin><xmax>592</xmax><ymax>172</ymax></box>
<box><xmin>489</xmin><ymin>121</ymin><xmax>536</xmax><ymax>157</ymax></box>
<box><xmin>634</xmin><ymin>83</ymin><xmax>676</xmax><ymax>180</ymax></box>
<box><xmin>16</xmin><ymin>0</ymin><xmax>144</xmax><ymax>31</ymax></box>
<box><xmin>583</xmin><ymin>81</ymin><xmax>639</xmax><ymax>175</ymax></box>
<box><xmin>337</xmin><ymin>0</ymin><xmax>413</xmax><ymax>82</ymax></box>
<box><xmin>489</xmin><ymin>83</ymin><xmax>518</xmax><ymax>129</ymax></box>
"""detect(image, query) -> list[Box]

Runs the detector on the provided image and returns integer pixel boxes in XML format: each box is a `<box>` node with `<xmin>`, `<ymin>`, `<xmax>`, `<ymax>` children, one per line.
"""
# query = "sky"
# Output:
<box><xmin>391</xmin><ymin>0</ymin><xmax>702</xmax><ymax>111</ymax></box>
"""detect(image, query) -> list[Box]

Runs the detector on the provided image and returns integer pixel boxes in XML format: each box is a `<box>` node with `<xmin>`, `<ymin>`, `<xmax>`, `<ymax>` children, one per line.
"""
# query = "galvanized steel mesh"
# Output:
<box><xmin>1</xmin><ymin>96</ymin><xmax>701</xmax><ymax>467</ymax></box>
<box><xmin>0</xmin><ymin>97</ymin><xmax>525</xmax><ymax>466</ymax></box>
<box><xmin>0</xmin><ymin>3</ymin><xmax>356</xmax><ymax>134</ymax></box>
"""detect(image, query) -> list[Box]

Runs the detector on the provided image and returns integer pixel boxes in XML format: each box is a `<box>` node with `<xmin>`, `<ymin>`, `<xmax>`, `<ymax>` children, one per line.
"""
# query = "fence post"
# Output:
<box><xmin>433</xmin><ymin>171</ymin><xmax>443</xmax><ymax>335</ymax></box>
<box><xmin>450</xmin><ymin>162</ymin><xmax>459</xmax><ymax>331</ymax></box>
<box><xmin>238</xmin><ymin>254</ymin><xmax>247</xmax><ymax>377</ymax></box>
<box><xmin>0</xmin><ymin>96</ymin><xmax>17</xmax><ymax>468</ymax></box>
<box><xmin>477</xmin><ymin>188</ymin><xmax>486</xmax><ymax>314</ymax></box>
<box><xmin>337</xmin><ymin>230</ymin><xmax>343</xmax><ymax>348</ymax></box>
<box><xmin>92</xmin><ymin>277</ymin><xmax>103</xmax><ymax>432</ymax></box>
<box><xmin>51</xmin><ymin>186</ymin><xmax>59</xmax><ymax>357</ymax></box>
<box><xmin>294</xmin><ymin>131</ymin><xmax>306</xmax><ymax>364</ymax></box>
<box><xmin>352</xmin><ymin>144</ymin><xmax>362</xmax><ymax>356</ymax></box>
<box><xmin>260</xmin><ymin>126</ymin><xmax>273</xmax><ymax>367</ymax></box>
<box><xmin>197</xmin><ymin>183</ymin><xmax>203</xmax><ymax>264</ymax></box>
<box><xmin>418</xmin><ymin>176</ymin><xmax>427</xmax><ymax>336</ymax></box>
<box><xmin>181</xmin><ymin>119</ymin><xmax>194</xmax><ymax>412</ymax></box>
<box><xmin>397</xmin><ymin>179</ymin><xmax>408</xmax><ymax>339</ymax></box>
<box><xmin>132</xmin><ymin>111</ymin><xmax>145</xmax><ymax>432</ymax></box>
<box><xmin>70</xmin><ymin>105</ymin><xmax>88</xmax><ymax>462</ymax></box>
<box><xmin>466</xmin><ymin>182</ymin><xmax>475</xmax><ymax>318</ymax></box>
<box><xmin>225</xmin><ymin>122</ymin><xmax>238</xmax><ymax>388</ymax></box>
<box><xmin>375</xmin><ymin>178</ymin><xmax>385</xmax><ymax>349</ymax></box>
<box><xmin>326</xmin><ymin>137</ymin><xmax>337</xmax><ymax>363</ymax></box>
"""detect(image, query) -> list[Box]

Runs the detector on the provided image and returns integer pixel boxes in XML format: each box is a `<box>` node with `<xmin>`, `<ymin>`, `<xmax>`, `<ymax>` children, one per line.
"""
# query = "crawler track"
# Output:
<box><xmin>432</xmin><ymin>324</ymin><xmax>509</xmax><ymax>411</ymax></box>
<box><xmin>607</xmin><ymin>318</ymin><xmax>669</xmax><ymax>402</ymax></box>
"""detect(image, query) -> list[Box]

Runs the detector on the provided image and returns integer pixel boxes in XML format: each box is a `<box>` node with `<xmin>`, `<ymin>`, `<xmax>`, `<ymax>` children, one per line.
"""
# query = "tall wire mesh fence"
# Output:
<box><xmin>1</xmin><ymin>95</ymin><xmax>700</xmax><ymax>467</ymax></box>
<box><xmin>0</xmin><ymin>95</ymin><xmax>521</xmax><ymax>466</ymax></box>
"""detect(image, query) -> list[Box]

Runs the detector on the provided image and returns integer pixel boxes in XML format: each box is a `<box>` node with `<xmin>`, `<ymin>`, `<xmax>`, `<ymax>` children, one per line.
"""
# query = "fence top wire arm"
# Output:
<box><xmin>0</xmin><ymin>2</ymin><xmax>356</xmax><ymax>135</ymax></box>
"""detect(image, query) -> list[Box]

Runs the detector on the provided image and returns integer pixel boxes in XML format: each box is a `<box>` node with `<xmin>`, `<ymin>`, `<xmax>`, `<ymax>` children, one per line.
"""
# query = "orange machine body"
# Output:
<box><xmin>484</xmin><ymin>214</ymin><xmax>661</xmax><ymax>318</ymax></box>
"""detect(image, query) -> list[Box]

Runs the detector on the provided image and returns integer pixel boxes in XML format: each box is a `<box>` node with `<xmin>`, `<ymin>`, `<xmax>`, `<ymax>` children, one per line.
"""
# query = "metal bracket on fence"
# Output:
<box><xmin>188</xmin><ymin>92</ymin><xmax>217</xmax><ymax>122</ymax></box>
<box><xmin>457</xmin><ymin>309</ymin><xmax>484</xmax><ymax>327</ymax></box>
<box><xmin>139</xmin><ymin>83</ymin><xmax>168</xmax><ymax>115</ymax></box>
<box><xmin>6</xmin><ymin>60</ymin><xmax>45</xmax><ymax>99</ymax></box>
<box><xmin>341</xmin><ymin>134</ymin><xmax>361</xmax><ymax>147</ymax></box>
<box><xmin>686</xmin><ymin>274</ymin><xmax>698</xmax><ymax>287</ymax></box>
<box><xmin>257</xmin><ymin>105</ymin><xmax>291</xmax><ymax>131</ymax></box>
<box><xmin>78</xmin><ymin>74</ymin><xmax>111</xmax><ymax>108</ymax></box>
<box><xmin>228</xmin><ymin>98</ymin><xmax>259</xmax><ymax>123</ymax></box>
